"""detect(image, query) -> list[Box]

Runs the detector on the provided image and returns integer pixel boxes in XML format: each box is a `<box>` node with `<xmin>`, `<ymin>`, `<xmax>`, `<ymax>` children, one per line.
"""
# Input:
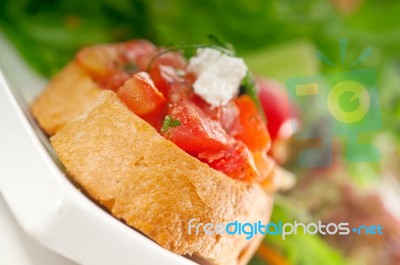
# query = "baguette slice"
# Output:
<box><xmin>31</xmin><ymin>62</ymin><xmax>103</xmax><ymax>135</ymax></box>
<box><xmin>51</xmin><ymin>91</ymin><xmax>273</xmax><ymax>265</ymax></box>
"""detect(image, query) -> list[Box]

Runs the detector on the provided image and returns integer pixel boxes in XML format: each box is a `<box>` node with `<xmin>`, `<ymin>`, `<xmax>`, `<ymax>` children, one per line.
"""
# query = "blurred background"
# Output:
<box><xmin>1</xmin><ymin>0</ymin><xmax>399</xmax><ymax>264</ymax></box>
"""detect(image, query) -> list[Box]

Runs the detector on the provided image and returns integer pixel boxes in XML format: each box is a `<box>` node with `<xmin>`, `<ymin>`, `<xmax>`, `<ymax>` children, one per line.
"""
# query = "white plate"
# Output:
<box><xmin>0</xmin><ymin>194</ymin><xmax>77</xmax><ymax>265</ymax></box>
<box><xmin>0</xmin><ymin>32</ymin><xmax>196</xmax><ymax>265</ymax></box>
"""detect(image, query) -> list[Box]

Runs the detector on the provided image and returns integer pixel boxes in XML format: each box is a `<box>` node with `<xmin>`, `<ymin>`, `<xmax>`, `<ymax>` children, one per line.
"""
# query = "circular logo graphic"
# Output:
<box><xmin>327</xmin><ymin>80</ymin><xmax>370</xmax><ymax>124</ymax></box>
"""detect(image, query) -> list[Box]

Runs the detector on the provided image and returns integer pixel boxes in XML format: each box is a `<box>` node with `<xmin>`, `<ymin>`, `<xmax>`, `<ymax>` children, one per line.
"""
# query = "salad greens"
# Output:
<box><xmin>0</xmin><ymin>0</ymin><xmax>154</xmax><ymax>76</ymax></box>
<box><xmin>2</xmin><ymin>0</ymin><xmax>400</xmax><ymax>77</ymax></box>
<box><xmin>249</xmin><ymin>201</ymin><xmax>348</xmax><ymax>265</ymax></box>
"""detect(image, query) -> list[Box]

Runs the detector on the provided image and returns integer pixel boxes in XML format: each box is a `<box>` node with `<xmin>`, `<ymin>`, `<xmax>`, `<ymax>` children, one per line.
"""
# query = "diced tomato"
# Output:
<box><xmin>168</xmin><ymin>82</ymin><xmax>192</xmax><ymax>103</ymax></box>
<box><xmin>148</xmin><ymin>52</ymin><xmax>188</xmax><ymax>97</ymax></box>
<box><xmin>218</xmin><ymin>102</ymin><xmax>240</xmax><ymax>133</ymax></box>
<box><xmin>163</xmin><ymin>99</ymin><xmax>231</xmax><ymax>154</ymax></box>
<box><xmin>190</xmin><ymin>94</ymin><xmax>240</xmax><ymax>133</ymax></box>
<box><xmin>76</xmin><ymin>40</ymin><xmax>157</xmax><ymax>91</ymax></box>
<box><xmin>121</xmin><ymin>40</ymin><xmax>158</xmax><ymax>71</ymax></box>
<box><xmin>96</xmin><ymin>73</ymin><xmax>133</xmax><ymax>92</ymax></box>
<box><xmin>233</xmin><ymin>95</ymin><xmax>271</xmax><ymax>152</ymax></box>
<box><xmin>117</xmin><ymin>72</ymin><xmax>167</xmax><ymax>128</ymax></box>
<box><xmin>198</xmin><ymin>141</ymin><xmax>258</xmax><ymax>181</ymax></box>
<box><xmin>163</xmin><ymin>97</ymin><xmax>261</xmax><ymax>181</ymax></box>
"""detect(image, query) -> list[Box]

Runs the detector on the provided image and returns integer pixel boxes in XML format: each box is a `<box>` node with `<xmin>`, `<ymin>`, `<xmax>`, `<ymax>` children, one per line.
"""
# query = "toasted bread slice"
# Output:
<box><xmin>31</xmin><ymin>62</ymin><xmax>102</xmax><ymax>135</ymax></box>
<box><xmin>51</xmin><ymin>91</ymin><xmax>273</xmax><ymax>265</ymax></box>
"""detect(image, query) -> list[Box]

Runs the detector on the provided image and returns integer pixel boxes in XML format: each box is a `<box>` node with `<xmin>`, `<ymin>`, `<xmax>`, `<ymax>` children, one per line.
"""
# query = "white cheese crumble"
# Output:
<box><xmin>188</xmin><ymin>48</ymin><xmax>248</xmax><ymax>107</ymax></box>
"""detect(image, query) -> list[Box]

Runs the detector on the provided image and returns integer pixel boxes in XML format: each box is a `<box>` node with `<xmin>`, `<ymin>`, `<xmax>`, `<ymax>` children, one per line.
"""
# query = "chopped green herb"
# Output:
<box><xmin>161</xmin><ymin>115</ymin><xmax>181</xmax><ymax>134</ymax></box>
<box><xmin>123</xmin><ymin>62</ymin><xmax>138</xmax><ymax>75</ymax></box>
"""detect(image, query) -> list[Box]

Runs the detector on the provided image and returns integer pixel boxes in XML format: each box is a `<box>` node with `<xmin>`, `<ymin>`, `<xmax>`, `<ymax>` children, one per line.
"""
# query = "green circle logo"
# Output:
<box><xmin>327</xmin><ymin>80</ymin><xmax>370</xmax><ymax>124</ymax></box>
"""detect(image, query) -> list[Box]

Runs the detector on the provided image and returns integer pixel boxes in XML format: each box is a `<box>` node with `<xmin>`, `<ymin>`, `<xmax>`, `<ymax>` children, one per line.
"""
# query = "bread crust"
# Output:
<box><xmin>31</xmin><ymin>62</ymin><xmax>103</xmax><ymax>135</ymax></box>
<box><xmin>50</xmin><ymin>91</ymin><xmax>273</xmax><ymax>265</ymax></box>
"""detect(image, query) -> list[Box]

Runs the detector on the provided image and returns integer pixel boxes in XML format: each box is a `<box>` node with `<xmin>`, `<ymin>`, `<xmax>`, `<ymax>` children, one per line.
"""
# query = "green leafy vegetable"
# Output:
<box><xmin>161</xmin><ymin>115</ymin><xmax>181</xmax><ymax>134</ymax></box>
<box><xmin>2</xmin><ymin>0</ymin><xmax>400</xmax><ymax>78</ymax></box>
<box><xmin>0</xmin><ymin>0</ymin><xmax>154</xmax><ymax>76</ymax></box>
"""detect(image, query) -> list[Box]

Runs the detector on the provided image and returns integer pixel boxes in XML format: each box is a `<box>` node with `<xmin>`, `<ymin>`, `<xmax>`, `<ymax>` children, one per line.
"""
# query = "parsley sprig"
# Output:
<box><xmin>161</xmin><ymin>115</ymin><xmax>181</xmax><ymax>134</ymax></box>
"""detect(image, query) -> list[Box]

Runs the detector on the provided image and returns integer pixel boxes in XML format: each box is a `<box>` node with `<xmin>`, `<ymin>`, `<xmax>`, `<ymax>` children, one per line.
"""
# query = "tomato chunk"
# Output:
<box><xmin>117</xmin><ymin>72</ymin><xmax>167</xmax><ymax>127</ymax></box>
<box><xmin>121</xmin><ymin>40</ymin><xmax>158</xmax><ymax>71</ymax></box>
<box><xmin>190</xmin><ymin>94</ymin><xmax>240</xmax><ymax>133</ymax></box>
<box><xmin>198</xmin><ymin>141</ymin><xmax>258</xmax><ymax>181</ymax></box>
<box><xmin>148</xmin><ymin>52</ymin><xmax>188</xmax><ymax>97</ymax></box>
<box><xmin>233</xmin><ymin>95</ymin><xmax>271</xmax><ymax>152</ymax></box>
<box><xmin>76</xmin><ymin>40</ymin><xmax>157</xmax><ymax>91</ymax></box>
<box><xmin>163</xmin><ymin>99</ymin><xmax>230</xmax><ymax>154</ymax></box>
<box><xmin>163</xmin><ymin>97</ymin><xmax>261</xmax><ymax>181</ymax></box>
